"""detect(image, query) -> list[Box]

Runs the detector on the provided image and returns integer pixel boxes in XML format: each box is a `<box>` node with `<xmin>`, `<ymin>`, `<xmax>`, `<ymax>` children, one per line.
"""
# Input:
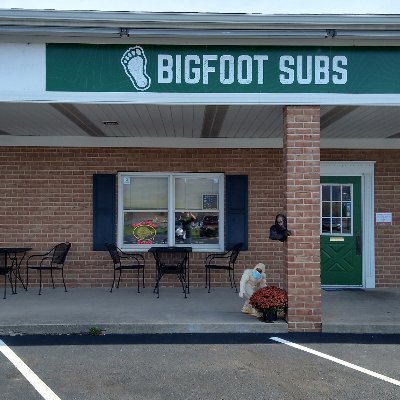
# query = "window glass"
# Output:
<box><xmin>119</xmin><ymin>173</ymin><xmax>224</xmax><ymax>251</ymax></box>
<box><xmin>123</xmin><ymin>177</ymin><xmax>167</xmax><ymax>209</ymax></box>
<box><xmin>174</xmin><ymin>177</ymin><xmax>220</xmax><ymax>246</ymax></box>
<box><xmin>322</xmin><ymin>202</ymin><xmax>330</xmax><ymax>217</ymax></box>
<box><xmin>342</xmin><ymin>202</ymin><xmax>351</xmax><ymax>217</ymax></box>
<box><xmin>124</xmin><ymin>211</ymin><xmax>167</xmax><ymax>245</ymax></box>
<box><xmin>322</xmin><ymin>186</ymin><xmax>331</xmax><ymax>201</ymax></box>
<box><xmin>332</xmin><ymin>218</ymin><xmax>341</xmax><ymax>232</ymax></box>
<box><xmin>332</xmin><ymin>186</ymin><xmax>341</xmax><ymax>201</ymax></box>
<box><xmin>342</xmin><ymin>218</ymin><xmax>351</xmax><ymax>233</ymax></box>
<box><xmin>342</xmin><ymin>186</ymin><xmax>351</xmax><ymax>201</ymax></box>
<box><xmin>175</xmin><ymin>177</ymin><xmax>218</xmax><ymax>209</ymax></box>
<box><xmin>321</xmin><ymin>218</ymin><xmax>331</xmax><ymax>233</ymax></box>
<box><xmin>331</xmin><ymin>202</ymin><xmax>341</xmax><ymax>217</ymax></box>
<box><xmin>320</xmin><ymin>183</ymin><xmax>353</xmax><ymax>235</ymax></box>
<box><xmin>121</xmin><ymin>176</ymin><xmax>168</xmax><ymax>246</ymax></box>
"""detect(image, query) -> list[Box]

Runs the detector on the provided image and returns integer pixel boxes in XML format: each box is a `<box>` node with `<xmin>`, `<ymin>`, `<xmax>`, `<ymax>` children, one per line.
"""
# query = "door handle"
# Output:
<box><xmin>356</xmin><ymin>232</ymin><xmax>362</xmax><ymax>256</ymax></box>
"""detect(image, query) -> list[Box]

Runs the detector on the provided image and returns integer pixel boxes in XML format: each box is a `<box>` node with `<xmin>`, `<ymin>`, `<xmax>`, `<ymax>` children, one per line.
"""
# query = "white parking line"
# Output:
<box><xmin>270</xmin><ymin>336</ymin><xmax>400</xmax><ymax>387</ymax></box>
<box><xmin>0</xmin><ymin>339</ymin><xmax>61</xmax><ymax>400</ymax></box>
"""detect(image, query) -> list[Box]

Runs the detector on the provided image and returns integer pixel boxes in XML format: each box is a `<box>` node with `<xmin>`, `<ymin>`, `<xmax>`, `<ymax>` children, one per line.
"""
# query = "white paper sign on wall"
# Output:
<box><xmin>376</xmin><ymin>213</ymin><xmax>392</xmax><ymax>223</ymax></box>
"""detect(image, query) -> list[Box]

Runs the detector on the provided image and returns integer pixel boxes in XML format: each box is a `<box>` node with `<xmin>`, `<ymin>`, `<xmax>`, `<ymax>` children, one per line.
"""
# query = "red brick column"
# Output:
<box><xmin>283</xmin><ymin>105</ymin><xmax>321</xmax><ymax>332</ymax></box>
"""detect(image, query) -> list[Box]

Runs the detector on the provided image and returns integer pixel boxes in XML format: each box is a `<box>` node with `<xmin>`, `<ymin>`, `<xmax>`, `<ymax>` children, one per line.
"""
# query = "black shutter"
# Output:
<box><xmin>93</xmin><ymin>174</ymin><xmax>116</xmax><ymax>251</ymax></box>
<box><xmin>226</xmin><ymin>175</ymin><xmax>248</xmax><ymax>251</ymax></box>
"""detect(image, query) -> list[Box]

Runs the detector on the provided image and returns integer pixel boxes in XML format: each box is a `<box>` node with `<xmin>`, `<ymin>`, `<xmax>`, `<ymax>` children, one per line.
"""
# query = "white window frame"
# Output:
<box><xmin>117</xmin><ymin>172</ymin><xmax>225</xmax><ymax>252</ymax></box>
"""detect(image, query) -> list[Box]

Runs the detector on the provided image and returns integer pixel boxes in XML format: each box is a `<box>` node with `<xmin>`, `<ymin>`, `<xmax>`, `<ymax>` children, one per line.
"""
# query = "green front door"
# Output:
<box><xmin>320</xmin><ymin>176</ymin><xmax>362</xmax><ymax>286</ymax></box>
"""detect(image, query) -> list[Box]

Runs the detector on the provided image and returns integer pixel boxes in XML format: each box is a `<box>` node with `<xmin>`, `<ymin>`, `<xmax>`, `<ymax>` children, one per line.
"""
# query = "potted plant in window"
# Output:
<box><xmin>249</xmin><ymin>286</ymin><xmax>288</xmax><ymax>323</ymax></box>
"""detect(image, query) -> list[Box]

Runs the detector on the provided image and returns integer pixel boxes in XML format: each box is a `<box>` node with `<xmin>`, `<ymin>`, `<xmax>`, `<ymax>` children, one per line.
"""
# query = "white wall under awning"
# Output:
<box><xmin>0</xmin><ymin>43</ymin><xmax>45</xmax><ymax>97</ymax></box>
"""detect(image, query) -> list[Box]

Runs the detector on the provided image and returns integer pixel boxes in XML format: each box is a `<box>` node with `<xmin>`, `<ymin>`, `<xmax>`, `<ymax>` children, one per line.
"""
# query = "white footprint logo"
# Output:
<box><xmin>121</xmin><ymin>46</ymin><xmax>151</xmax><ymax>91</ymax></box>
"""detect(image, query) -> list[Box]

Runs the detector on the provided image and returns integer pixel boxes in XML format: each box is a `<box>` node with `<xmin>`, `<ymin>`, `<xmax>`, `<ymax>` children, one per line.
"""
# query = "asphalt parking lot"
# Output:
<box><xmin>1</xmin><ymin>333</ymin><xmax>399</xmax><ymax>400</ymax></box>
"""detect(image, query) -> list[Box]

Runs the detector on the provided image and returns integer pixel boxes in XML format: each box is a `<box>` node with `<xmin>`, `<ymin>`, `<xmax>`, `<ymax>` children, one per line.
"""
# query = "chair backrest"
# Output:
<box><xmin>229</xmin><ymin>243</ymin><xmax>243</xmax><ymax>264</ymax></box>
<box><xmin>106</xmin><ymin>243</ymin><xmax>121</xmax><ymax>264</ymax></box>
<box><xmin>52</xmin><ymin>242</ymin><xmax>71</xmax><ymax>265</ymax></box>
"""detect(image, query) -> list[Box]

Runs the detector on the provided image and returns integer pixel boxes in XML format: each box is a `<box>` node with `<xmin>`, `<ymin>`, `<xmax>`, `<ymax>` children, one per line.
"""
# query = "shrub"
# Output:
<box><xmin>249</xmin><ymin>286</ymin><xmax>288</xmax><ymax>311</ymax></box>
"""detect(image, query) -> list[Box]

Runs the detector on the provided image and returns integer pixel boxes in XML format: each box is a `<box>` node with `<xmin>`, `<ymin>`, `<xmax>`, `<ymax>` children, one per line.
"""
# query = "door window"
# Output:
<box><xmin>321</xmin><ymin>184</ymin><xmax>352</xmax><ymax>235</ymax></box>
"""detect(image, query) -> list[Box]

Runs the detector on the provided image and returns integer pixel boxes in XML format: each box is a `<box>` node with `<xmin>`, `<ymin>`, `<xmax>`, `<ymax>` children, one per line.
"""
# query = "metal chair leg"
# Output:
<box><xmin>26</xmin><ymin>266</ymin><xmax>29</xmax><ymax>291</ymax></box>
<box><xmin>3</xmin><ymin>274</ymin><xmax>6</xmax><ymax>299</ymax></box>
<box><xmin>228</xmin><ymin>270</ymin><xmax>233</xmax><ymax>288</ymax></box>
<box><xmin>8</xmin><ymin>273</ymin><xmax>15</xmax><ymax>295</ymax></box>
<box><xmin>50</xmin><ymin>268</ymin><xmax>55</xmax><ymax>289</ymax></box>
<box><xmin>232</xmin><ymin>269</ymin><xmax>238</xmax><ymax>292</ymax></box>
<box><xmin>110</xmin><ymin>268</ymin><xmax>116</xmax><ymax>292</ymax></box>
<box><xmin>38</xmin><ymin>268</ymin><xmax>42</xmax><ymax>295</ymax></box>
<box><xmin>61</xmin><ymin>268</ymin><xmax>67</xmax><ymax>292</ymax></box>
<box><xmin>179</xmin><ymin>273</ymin><xmax>187</xmax><ymax>299</ymax></box>
<box><xmin>116</xmin><ymin>268</ymin><xmax>122</xmax><ymax>289</ymax></box>
<box><xmin>155</xmin><ymin>270</ymin><xmax>161</xmax><ymax>298</ymax></box>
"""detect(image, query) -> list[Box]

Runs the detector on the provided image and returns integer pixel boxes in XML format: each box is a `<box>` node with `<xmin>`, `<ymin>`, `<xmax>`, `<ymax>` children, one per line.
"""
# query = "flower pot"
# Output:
<box><xmin>262</xmin><ymin>308</ymin><xmax>277</xmax><ymax>323</ymax></box>
<box><xmin>249</xmin><ymin>286</ymin><xmax>288</xmax><ymax>322</ymax></box>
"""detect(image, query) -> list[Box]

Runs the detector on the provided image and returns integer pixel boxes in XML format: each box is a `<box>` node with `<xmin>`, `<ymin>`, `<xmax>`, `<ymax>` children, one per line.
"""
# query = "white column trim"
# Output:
<box><xmin>321</xmin><ymin>161</ymin><xmax>375</xmax><ymax>288</ymax></box>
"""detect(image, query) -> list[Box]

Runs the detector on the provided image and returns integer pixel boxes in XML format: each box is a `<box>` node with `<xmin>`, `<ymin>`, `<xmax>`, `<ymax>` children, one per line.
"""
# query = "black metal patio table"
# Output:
<box><xmin>0</xmin><ymin>247</ymin><xmax>32</xmax><ymax>294</ymax></box>
<box><xmin>148</xmin><ymin>246</ymin><xmax>192</xmax><ymax>298</ymax></box>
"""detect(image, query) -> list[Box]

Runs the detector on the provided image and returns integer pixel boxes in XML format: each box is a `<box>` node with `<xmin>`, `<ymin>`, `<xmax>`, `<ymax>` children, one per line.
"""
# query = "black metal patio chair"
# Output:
<box><xmin>0</xmin><ymin>252</ymin><xmax>14</xmax><ymax>299</ymax></box>
<box><xmin>204</xmin><ymin>242</ymin><xmax>243</xmax><ymax>293</ymax></box>
<box><xmin>26</xmin><ymin>242</ymin><xmax>71</xmax><ymax>295</ymax></box>
<box><xmin>106</xmin><ymin>243</ymin><xmax>145</xmax><ymax>293</ymax></box>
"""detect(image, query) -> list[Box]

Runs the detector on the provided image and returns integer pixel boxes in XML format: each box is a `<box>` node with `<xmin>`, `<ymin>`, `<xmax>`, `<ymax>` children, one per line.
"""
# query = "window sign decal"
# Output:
<box><xmin>132</xmin><ymin>220</ymin><xmax>157</xmax><ymax>244</ymax></box>
<box><xmin>202</xmin><ymin>194</ymin><xmax>218</xmax><ymax>210</ymax></box>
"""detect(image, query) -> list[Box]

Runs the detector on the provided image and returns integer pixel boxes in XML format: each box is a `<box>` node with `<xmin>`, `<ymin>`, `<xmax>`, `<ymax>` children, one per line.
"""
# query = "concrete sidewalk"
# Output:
<box><xmin>0</xmin><ymin>286</ymin><xmax>399</xmax><ymax>335</ymax></box>
<box><xmin>321</xmin><ymin>287</ymin><xmax>400</xmax><ymax>334</ymax></box>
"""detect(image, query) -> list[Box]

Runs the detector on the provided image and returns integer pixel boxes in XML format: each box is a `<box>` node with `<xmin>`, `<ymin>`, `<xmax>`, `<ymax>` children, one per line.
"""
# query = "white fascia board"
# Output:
<box><xmin>321</xmin><ymin>139</ymin><xmax>400</xmax><ymax>149</ymax></box>
<box><xmin>8</xmin><ymin>90</ymin><xmax>400</xmax><ymax>107</ymax></box>
<box><xmin>0</xmin><ymin>136</ymin><xmax>283</xmax><ymax>148</ymax></box>
<box><xmin>2</xmin><ymin>136</ymin><xmax>400</xmax><ymax>149</ymax></box>
<box><xmin>0</xmin><ymin>43</ymin><xmax>45</xmax><ymax>94</ymax></box>
<box><xmin>1</xmin><ymin>9</ymin><xmax>400</xmax><ymax>30</ymax></box>
<box><xmin>6</xmin><ymin>91</ymin><xmax>400</xmax><ymax>106</ymax></box>
<box><xmin>320</xmin><ymin>161</ymin><xmax>376</xmax><ymax>176</ymax></box>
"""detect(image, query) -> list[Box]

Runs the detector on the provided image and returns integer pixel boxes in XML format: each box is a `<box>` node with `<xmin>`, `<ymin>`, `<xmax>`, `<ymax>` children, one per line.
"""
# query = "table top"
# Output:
<box><xmin>0</xmin><ymin>247</ymin><xmax>32</xmax><ymax>253</ymax></box>
<box><xmin>148</xmin><ymin>246</ymin><xmax>192</xmax><ymax>253</ymax></box>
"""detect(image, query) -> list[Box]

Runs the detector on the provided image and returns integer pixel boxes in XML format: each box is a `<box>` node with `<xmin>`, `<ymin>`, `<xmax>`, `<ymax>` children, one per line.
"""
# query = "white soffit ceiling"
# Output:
<box><xmin>0</xmin><ymin>103</ymin><xmax>400</xmax><ymax>146</ymax></box>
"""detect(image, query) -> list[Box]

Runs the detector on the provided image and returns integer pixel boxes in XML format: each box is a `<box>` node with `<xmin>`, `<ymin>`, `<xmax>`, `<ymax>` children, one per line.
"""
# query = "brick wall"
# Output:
<box><xmin>0</xmin><ymin>147</ymin><xmax>286</xmax><ymax>290</ymax></box>
<box><xmin>0</xmin><ymin>146</ymin><xmax>399</xmax><ymax>290</ymax></box>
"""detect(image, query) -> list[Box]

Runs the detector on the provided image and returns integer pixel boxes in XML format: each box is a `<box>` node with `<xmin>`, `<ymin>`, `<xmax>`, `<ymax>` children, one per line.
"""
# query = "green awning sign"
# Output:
<box><xmin>46</xmin><ymin>44</ymin><xmax>400</xmax><ymax>94</ymax></box>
